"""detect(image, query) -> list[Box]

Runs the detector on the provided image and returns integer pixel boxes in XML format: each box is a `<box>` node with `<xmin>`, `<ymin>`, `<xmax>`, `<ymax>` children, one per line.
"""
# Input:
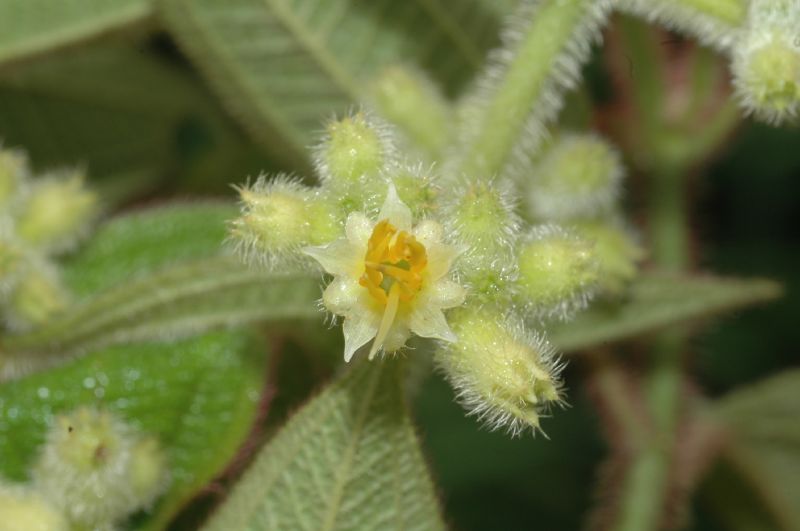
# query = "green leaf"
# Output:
<box><xmin>0</xmin><ymin>0</ymin><xmax>152</xmax><ymax>67</ymax></box>
<box><xmin>550</xmin><ymin>272</ymin><xmax>782</xmax><ymax>352</ymax></box>
<box><xmin>0</xmin><ymin>45</ymin><xmax>269</xmax><ymax>195</ymax></box>
<box><xmin>0</xmin><ymin>330</ymin><xmax>267</xmax><ymax>531</ymax></box>
<box><xmin>63</xmin><ymin>202</ymin><xmax>238</xmax><ymax>296</ymax></box>
<box><xmin>157</xmin><ymin>0</ymin><xmax>501</xmax><ymax>168</ymax></box>
<box><xmin>204</xmin><ymin>359</ymin><xmax>446</xmax><ymax>531</ymax></box>
<box><xmin>703</xmin><ymin>370</ymin><xmax>800</xmax><ymax>531</ymax></box>
<box><xmin>2</xmin><ymin>257</ymin><xmax>320</xmax><ymax>364</ymax></box>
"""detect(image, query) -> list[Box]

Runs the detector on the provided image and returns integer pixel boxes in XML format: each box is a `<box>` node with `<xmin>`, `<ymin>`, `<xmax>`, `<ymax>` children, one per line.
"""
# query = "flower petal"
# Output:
<box><xmin>303</xmin><ymin>239</ymin><xmax>362</xmax><ymax>277</ymax></box>
<box><xmin>345</xmin><ymin>212</ymin><xmax>372</xmax><ymax>247</ymax></box>
<box><xmin>378</xmin><ymin>183</ymin><xmax>412</xmax><ymax>230</ymax></box>
<box><xmin>408</xmin><ymin>305</ymin><xmax>457</xmax><ymax>343</ymax></box>
<box><xmin>322</xmin><ymin>277</ymin><xmax>361</xmax><ymax>315</ymax></box>
<box><xmin>383</xmin><ymin>322</ymin><xmax>411</xmax><ymax>353</ymax></box>
<box><xmin>413</xmin><ymin>219</ymin><xmax>443</xmax><ymax>247</ymax></box>
<box><xmin>426</xmin><ymin>242</ymin><xmax>462</xmax><ymax>281</ymax></box>
<box><xmin>342</xmin><ymin>308</ymin><xmax>381</xmax><ymax>362</ymax></box>
<box><xmin>427</xmin><ymin>279</ymin><xmax>467</xmax><ymax>309</ymax></box>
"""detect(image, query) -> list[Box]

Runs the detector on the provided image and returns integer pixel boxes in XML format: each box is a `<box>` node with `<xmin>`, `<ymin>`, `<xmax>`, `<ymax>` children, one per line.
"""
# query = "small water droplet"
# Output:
<box><xmin>94</xmin><ymin>387</ymin><xmax>105</xmax><ymax>398</ymax></box>
<box><xmin>83</xmin><ymin>377</ymin><xmax>96</xmax><ymax>389</ymax></box>
<box><xmin>37</xmin><ymin>387</ymin><xmax>50</xmax><ymax>399</ymax></box>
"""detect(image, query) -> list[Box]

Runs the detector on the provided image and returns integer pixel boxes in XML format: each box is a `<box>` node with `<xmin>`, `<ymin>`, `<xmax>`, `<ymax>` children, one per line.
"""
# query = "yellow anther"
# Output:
<box><xmin>359</xmin><ymin>219</ymin><xmax>427</xmax><ymax>305</ymax></box>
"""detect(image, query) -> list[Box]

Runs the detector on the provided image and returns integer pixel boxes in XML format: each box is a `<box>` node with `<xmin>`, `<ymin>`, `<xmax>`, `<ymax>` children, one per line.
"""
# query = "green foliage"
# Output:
<box><xmin>0</xmin><ymin>330</ymin><xmax>267</xmax><ymax>531</ymax></box>
<box><xmin>2</xmin><ymin>204</ymin><xmax>319</xmax><ymax>375</ymax></box>
<box><xmin>63</xmin><ymin>203</ymin><xmax>237</xmax><ymax>296</ymax></box>
<box><xmin>703</xmin><ymin>370</ymin><xmax>800</xmax><ymax>531</ymax></box>
<box><xmin>0</xmin><ymin>45</ymin><xmax>268</xmax><ymax>197</ymax></box>
<box><xmin>3</xmin><ymin>257</ymin><xmax>319</xmax><ymax>362</ymax></box>
<box><xmin>0</xmin><ymin>0</ymin><xmax>794</xmax><ymax>529</ymax></box>
<box><xmin>158</xmin><ymin>0</ymin><xmax>501</xmax><ymax>168</ymax></box>
<box><xmin>205</xmin><ymin>359</ymin><xmax>445</xmax><ymax>531</ymax></box>
<box><xmin>0</xmin><ymin>0</ymin><xmax>152</xmax><ymax>66</ymax></box>
<box><xmin>550</xmin><ymin>272</ymin><xmax>782</xmax><ymax>352</ymax></box>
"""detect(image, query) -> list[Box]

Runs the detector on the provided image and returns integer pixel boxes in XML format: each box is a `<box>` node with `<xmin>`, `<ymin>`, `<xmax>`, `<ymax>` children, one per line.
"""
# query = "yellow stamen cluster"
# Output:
<box><xmin>360</xmin><ymin>220</ymin><xmax>427</xmax><ymax>305</ymax></box>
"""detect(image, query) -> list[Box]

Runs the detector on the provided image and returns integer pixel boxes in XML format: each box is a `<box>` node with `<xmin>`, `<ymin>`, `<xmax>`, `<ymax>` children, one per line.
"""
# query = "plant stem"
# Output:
<box><xmin>454</xmin><ymin>0</ymin><xmax>610</xmax><ymax>179</ymax></box>
<box><xmin>613</xmin><ymin>165</ymin><xmax>688</xmax><ymax>531</ymax></box>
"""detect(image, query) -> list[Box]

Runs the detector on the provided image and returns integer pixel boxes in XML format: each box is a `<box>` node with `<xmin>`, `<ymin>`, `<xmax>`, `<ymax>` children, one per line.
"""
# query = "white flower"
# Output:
<box><xmin>304</xmin><ymin>184</ymin><xmax>466</xmax><ymax>361</ymax></box>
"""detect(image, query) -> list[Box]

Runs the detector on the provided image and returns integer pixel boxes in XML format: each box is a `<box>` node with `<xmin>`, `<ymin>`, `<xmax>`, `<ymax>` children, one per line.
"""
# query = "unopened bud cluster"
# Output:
<box><xmin>731</xmin><ymin>0</ymin><xmax>800</xmax><ymax>124</ymax></box>
<box><xmin>231</xmin><ymin>103</ymin><xmax>645</xmax><ymax>433</ymax></box>
<box><xmin>1</xmin><ymin>407</ymin><xmax>168</xmax><ymax>531</ymax></box>
<box><xmin>230</xmin><ymin>4</ymin><xmax>648</xmax><ymax>434</ymax></box>
<box><xmin>0</xmin><ymin>145</ymin><xmax>97</xmax><ymax>330</ymax></box>
<box><xmin>523</xmin><ymin>134</ymin><xmax>643</xmax><ymax>300</ymax></box>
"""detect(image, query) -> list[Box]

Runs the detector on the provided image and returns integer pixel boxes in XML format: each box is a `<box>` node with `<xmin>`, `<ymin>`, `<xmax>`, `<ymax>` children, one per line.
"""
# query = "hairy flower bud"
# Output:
<box><xmin>435</xmin><ymin>307</ymin><xmax>564</xmax><ymax>435</ymax></box>
<box><xmin>443</xmin><ymin>177</ymin><xmax>520</xmax><ymax>298</ymax></box>
<box><xmin>33</xmin><ymin>407</ymin><xmax>168</xmax><ymax>529</ymax></box>
<box><xmin>231</xmin><ymin>176</ymin><xmax>318</xmax><ymax>266</ymax></box>
<box><xmin>390</xmin><ymin>163</ymin><xmax>438</xmax><ymax>218</ymax></box>
<box><xmin>0</xmin><ymin>483</ymin><xmax>68</xmax><ymax>531</ymax></box>
<box><xmin>572</xmin><ymin>220</ymin><xmax>644</xmax><ymax>297</ymax></box>
<box><xmin>516</xmin><ymin>225</ymin><xmax>598</xmax><ymax>320</ymax></box>
<box><xmin>129</xmin><ymin>436</ymin><xmax>169</xmax><ymax>508</ymax></box>
<box><xmin>371</xmin><ymin>66</ymin><xmax>452</xmax><ymax>158</ymax></box>
<box><xmin>315</xmin><ymin>111</ymin><xmax>395</xmax><ymax>186</ymax></box>
<box><xmin>0</xmin><ymin>148</ymin><xmax>26</xmax><ymax>206</ymax></box>
<box><xmin>732</xmin><ymin>0</ymin><xmax>800</xmax><ymax>124</ymax></box>
<box><xmin>6</xmin><ymin>264</ymin><xmax>68</xmax><ymax>329</ymax></box>
<box><xmin>527</xmin><ymin>133</ymin><xmax>623</xmax><ymax>221</ymax></box>
<box><xmin>0</xmin><ymin>233</ymin><xmax>25</xmax><ymax>292</ymax></box>
<box><xmin>15</xmin><ymin>171</ymin><xmax>97</xmax><ymax>253</ymax></box>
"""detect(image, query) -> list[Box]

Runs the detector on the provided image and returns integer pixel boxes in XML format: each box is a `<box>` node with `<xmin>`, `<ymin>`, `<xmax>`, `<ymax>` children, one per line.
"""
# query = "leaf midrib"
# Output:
<box><xmin>320</xmin><ymin>363</ymin><xmax>384</xmax><ymax>531</ymax></box>
<box><xmin>264</xmin><ymin>0</ymin><xmax>361</xmax><ymax>100</ymax></box>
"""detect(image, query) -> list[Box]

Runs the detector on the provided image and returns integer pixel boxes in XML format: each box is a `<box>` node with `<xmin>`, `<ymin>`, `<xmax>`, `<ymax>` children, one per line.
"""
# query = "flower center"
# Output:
<box><xmin>360</xmin><ymin>219</ymin><xmax>427</xmax><ymax>305</ymax></box>
<box><xmin>359</xmin><ymin>219</ymin><xmax>427</xmax><ymax>360</ymax></box>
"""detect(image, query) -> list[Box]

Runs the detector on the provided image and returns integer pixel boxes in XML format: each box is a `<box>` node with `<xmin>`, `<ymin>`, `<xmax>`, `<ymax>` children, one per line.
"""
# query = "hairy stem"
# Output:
<box><xmin>616</xmin><ymin>0</ymin><xmax>747</xmax><ymax>50</ymax></box>
<box><xmin>613</xmin><ymin>164</ymin><xmax>688</xmax><ymax>531</ymax></box>
<box><xmin>454</xmin><ymin>0</ymin><xmax>610</xmax><ymax>179</ymax></box>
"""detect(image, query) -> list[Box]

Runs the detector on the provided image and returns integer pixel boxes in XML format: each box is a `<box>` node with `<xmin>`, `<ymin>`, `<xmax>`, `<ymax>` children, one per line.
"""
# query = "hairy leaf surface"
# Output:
<box><xmin>158</xmin><ymin>0</ymin><xmax>501</xmax><ymax>168</ymax></box>
<box><xmin>551</xmin><ymin>272</ymin><xmax>782</xmax><ymax>352</ymax></box>
<box><xmin>704</xmin><ymin>370</ymin><xmax>800</xmax><ymax>531</ymax></box>
<box><xmin>0</xmin><ymin>330</ymin><xmax>267</xmax><ymax>531</ymax></box>
<box><xmin>204</xmin><ymin>360</ymin><xmax>446</xmax><ymax>531</ymax></box>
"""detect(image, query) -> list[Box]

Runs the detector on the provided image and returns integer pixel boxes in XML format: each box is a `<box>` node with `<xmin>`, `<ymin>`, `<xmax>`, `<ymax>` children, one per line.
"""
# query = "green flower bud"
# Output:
<box><xmin>572</xmin><ymin>220</ymin><xmax>644</xmax><ymax>297</ymax></box>
<box><xmin>0</xmin><ymin>483</ymin><xmax>69</xmax><ymax>531</ymax></box>
<box><xmin>15</xmin><ymin>171</ymin><xmax>97</xmax><ymax>253</ymax></box>
<box><xmin>516</xmin><ymin>225</ymin><xmax>598</xmax><ymax>320</ymax></box>
<box><xmin>0</xmin><ymin>148</ymin><xmax>27</xmax><ymax>206</ymax></box>
<box><xmin>6</xmin><ymin>265</ymin><xmax>69</xmax><ymax>329</ymax></box>
<box><xmin>527</xmin><ymin>133</ymin><xmax>623</xmax><ymax>221</ymax></box>
<box><xmin>33</xmin><ymin>407</ymin><xmax>168</xmax><ymax>529</ymax></box>
<box><xmin>435</xmin><ymin>307</ymin><xmax>564</xmax><ymax>435</ymax></box>
<box><xmin>390</xmin><ymin>163</ymin><xmax>438</xmax><ymax>218</ymax></box>
<box><xmin>371</xmin><ymin>66</ymin><xmax>452</xmax><ymax>158</ymax></box>
<box><xmin>129</xmin><ymin>436</ymin><xmax>169</xmax><ymax>508</ymax></box>
<box><xmin>315</xmin><ymin>111</ymin><xmax>395</xmax><ymax>186</ymax></box>
<box><xmin>443</xmin><ymin>177</ymin><xmax>520</xmax><ymax>298</ymax></box>
<box><xmin>230</xmin><ymin>176</ymin><xmax>339</xmax><ymax>267</ymax></box>
<box><xmin>732</xmin><ymin>0</ymin><xmax>800</xmax><ymax>124</ymax></box>
<box><xmin>0</xmin><ymin>233</ymin><xmax>25</xmax><ymax>290</ymax></box>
